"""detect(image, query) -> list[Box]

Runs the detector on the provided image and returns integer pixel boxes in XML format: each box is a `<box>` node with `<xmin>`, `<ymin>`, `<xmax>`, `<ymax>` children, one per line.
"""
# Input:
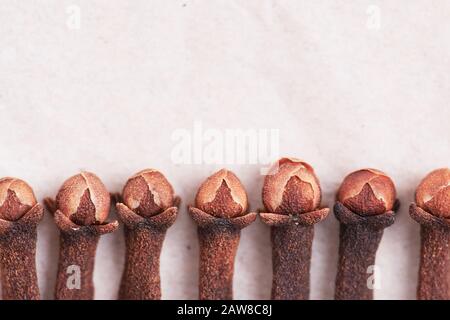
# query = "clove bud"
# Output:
<box><xmin>195</xmin><ymin>169</ymin><xmax>248</xmax><ymax>218</ymax></box>
<box><xmin>415</xmin><ymin>168</ymin><xmax>450</xmax><ymax>218</ymax></box>
<box><xmin>337</xmin><ymin>168</ymin><xmax>396</xmax><ymax>216</ymax></box>
<box><xmin>122</xmin><ymin>169</ymin><xmax>175</xmax><ymax>218</ymax></box>
<box><xmin>55</xmin><ymin>172</ymin><xmax>110</xmax><ymax>225</ymax></box>
<box><xmin>262</xmin><ymin>157</ymin><xmax>321</xmax><ymax>214</ymax></box>
<box><xmin>0</xmin><ymin>178</ymin><xmax>37</xmax><ymax>221</ymax></box>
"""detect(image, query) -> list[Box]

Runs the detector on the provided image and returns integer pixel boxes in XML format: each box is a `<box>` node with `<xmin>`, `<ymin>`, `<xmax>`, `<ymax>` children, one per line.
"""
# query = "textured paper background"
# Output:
<box><xmin>0</xmin><ymin>1</ymin><xmax>449</xmax><ymax>300</ymax></box>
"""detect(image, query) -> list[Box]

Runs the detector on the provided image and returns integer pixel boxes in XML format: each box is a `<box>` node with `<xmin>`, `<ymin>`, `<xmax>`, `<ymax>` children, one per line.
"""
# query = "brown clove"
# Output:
<box><xmin>260</xmin><ymin>158</ymin><xmax>329</xmax><ymax>300</ymax></box>
<box><xmin>189</xmin><ymin>169</ymin><xmax>256</xmax><ymax>300</ymax></box>
<box><xmin>334</xmin><ymin>168</ymin><xmax>398</xmax><ymax>300</ymax></box>
<box><xmin>0</xmin><ymin>177</ymin><xmax>43</xmax><ymax>300</ymax></box>
<box><xmin>116</xmin><ymin>169</ymin><xmax>179</xmax><ymax>300</ymax></box>
<box><xmin>410</xmin><ymin>168</ymin><xmax>450</xmax><ymax>300</ymax></box>
<box><xmin>45</xmin><ymin>172</ymin><xmax>118</xmax><ymax>300</ymax></box>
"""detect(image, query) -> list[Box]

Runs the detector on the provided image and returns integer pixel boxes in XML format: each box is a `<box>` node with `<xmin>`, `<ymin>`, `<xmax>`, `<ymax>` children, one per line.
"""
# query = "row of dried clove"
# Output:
<box><xmin>0</xmin><ymin>159</ymin><xmax>448</xmax><ymax>300</ymax></box>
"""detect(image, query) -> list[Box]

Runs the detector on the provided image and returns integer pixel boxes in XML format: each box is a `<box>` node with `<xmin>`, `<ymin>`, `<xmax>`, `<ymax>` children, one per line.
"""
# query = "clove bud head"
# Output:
<box><xmin>122</xmin><ymin>169</ymin><xmax>175</xmax><ymax>217</ymax></box>
<box><xmin>56</xmin><ymin>172</ymin><xmax>110</xmax><ymax>226</ymax></box>
<box><xmin>337</xmin><ymin>168</ymin><xmax>396</xmax><ymax>216</ymax></box>
<box><xmin>415</xmin><ymin>168</ymin><xmax>450</xmax><ymax>218</ymax></box>
<box><xmin>0</xmin><ymin>177</ymin><xmax>37</xmax><ymax>221</ymax></box>
<box><xmin>195</xmin><ymin>169</ymin><xmax>248</xmax><ymax>218</ymax></box>
<box><xmin>262</xmin><ymin>158</ymin><xmax>321</xmax><ymax>214</ymax></box>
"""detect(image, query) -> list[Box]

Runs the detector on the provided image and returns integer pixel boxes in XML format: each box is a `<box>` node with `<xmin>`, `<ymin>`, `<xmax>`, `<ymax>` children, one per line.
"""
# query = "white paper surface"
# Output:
<box><xmin>0</xmin><ymin>0</ymin><xmax>449</xmax><ymax>300</ymax></box>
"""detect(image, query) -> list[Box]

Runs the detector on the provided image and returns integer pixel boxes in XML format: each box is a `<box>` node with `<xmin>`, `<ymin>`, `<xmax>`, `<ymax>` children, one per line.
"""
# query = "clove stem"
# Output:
<box><xmin>55</xmin><ymin>230</ymin><xmax>99</xmax><ymax>300</ymax></box>
<box><xmin>0</xmin><ymin>204</ymin><xmax>43</xmax><ymax>300</ymax></box>
<box><xmin>260</xmin><ymin>208</ymin><xmax>329</xmax><ymax>300</ymax></box>
<box><xmin>198</xmin><ymin>224</ymin><xmax>240</xmax><ymax>300</ymax></box>
<box><xmin>50</xmin><ymin>209</ymin><xmax>118</xmax><ymax>300</ymax></box>
<box><xmin>410</xmin><ymin>203</ymin><xmax>450</xmax><ymax>300</ymax></box>
<box><xmin>335</xmin><ymin>223</ymin><xmax>384</xmax><ymax>300</ymax></box>
<box><xmin>271</xmin><ymin>224</ymin><xmax>313</xmax><ymax>300</ymax></box>
<box><xmin>189</xmin><ymin>207</ymin><xmax>256</xmax><ymax>300</ymax></box>
<box><xmin>116</xmin><ymin>203</ymin><xmax>178</xmax><ymax>300</ymax></box>
<box><xmin>417</xmin><ymin>225</ymin><xmax>450</xmax><ymax>299</ymax></box>
<box><xmin>334</xmin><ymin>202</ymin><xmax>395</xmax><ymax>300</ymax></box>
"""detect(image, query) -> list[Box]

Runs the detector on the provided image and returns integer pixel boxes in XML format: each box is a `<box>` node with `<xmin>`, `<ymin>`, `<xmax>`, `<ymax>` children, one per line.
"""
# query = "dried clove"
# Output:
<box><xmin>410</xmin><ymin>168</ymin><xmax>450</xmax><ymax>300</ymax></box>
<box><xmin>45</xmin><ymin>172</ymin><xmax>118</xmax><ymax>300</ymax></box>
<box><xmin>0</xmin><ymin>177</ymin><xmax>43</xmax><ymax>300</ymax></box>
<box><xmin>188</xmin><ymin>169</ymin><xmax>256</xmax><ymax>300</ymax></box>
<box><xmin>116</xmin><ymin>169</ymin><xmax>180</xmax><ymax>300</ymax></box>
<box><xmin>259</xmin><ymin>158</ymin><xmax>329</xmax><ymax>300</ymax></box>
<box><xmin>334</xmin><ymin>168</ymin><xmax>398</xmax><ymax>300</ymax></box>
